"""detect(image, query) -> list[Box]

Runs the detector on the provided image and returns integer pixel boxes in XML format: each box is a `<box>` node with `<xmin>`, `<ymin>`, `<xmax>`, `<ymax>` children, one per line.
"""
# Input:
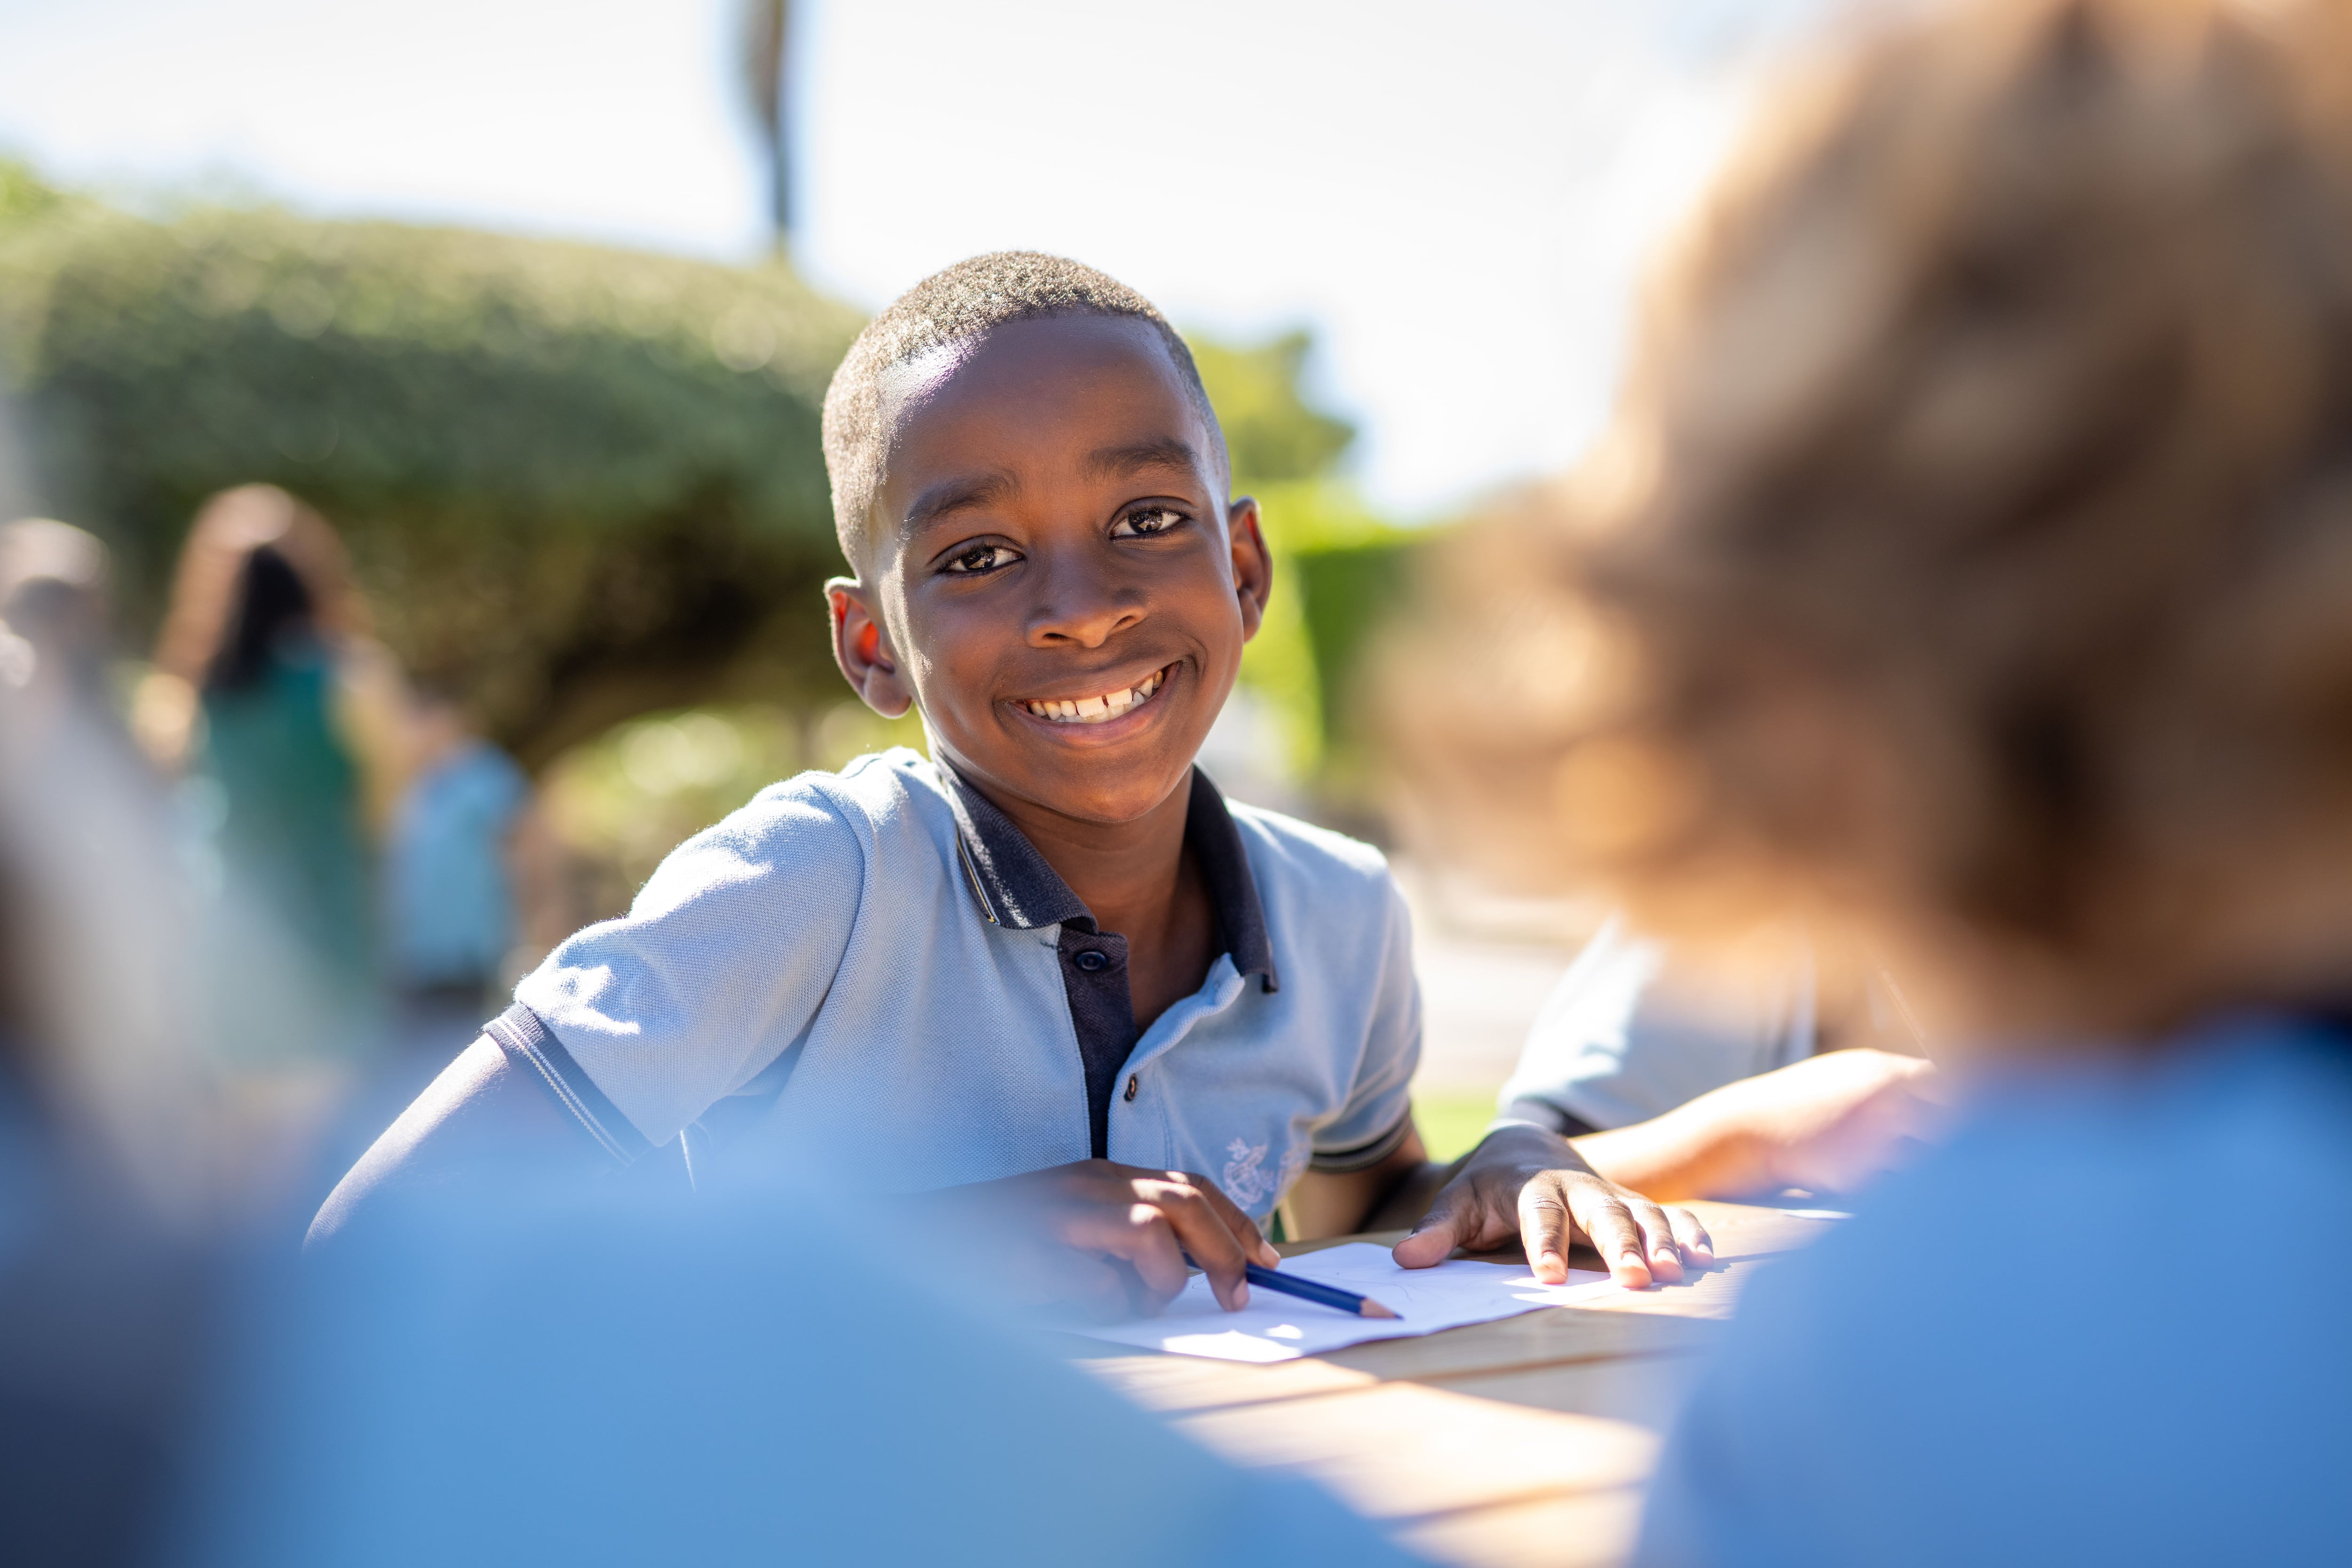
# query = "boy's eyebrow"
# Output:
<box><xmin>904</xmin><ymin>471</ymin><xmax>1019</xmax><ymax>535</ymax></box>
<box><xmin>1084</xmin><ymin>436</ymin><xmax>1203</xmax><ymax>482</ymax></box>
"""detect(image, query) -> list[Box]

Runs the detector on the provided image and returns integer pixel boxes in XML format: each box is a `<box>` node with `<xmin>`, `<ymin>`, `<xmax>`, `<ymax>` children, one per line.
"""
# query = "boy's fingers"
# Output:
<box><xmin>1629</xmin><ymin>1199</ymin><xmax>1685</xmax><ymax>1283</ymax></box>
<box><xmin>1139</xmin><ymin>1179</ymin><xmax>1251</xmax><ymax>1311</ymax></box>
<box><xmin>1167</xmin><ymin>1168</ymin><xmax>1281</xmax><ymax>1268</ymax></box>
<box><xmin>1667</xmin><ymin>1205</ymin><xmax>1715</xmax><ymax>1264</ymax></box>
<box><xmin>1393</xmin><ymin>1177</ymin><xmax>1478</xmax><ymax>1268</ymax></box>
<box><xmin>1516</xmin><ymin>1175</ymin><xmax>1574</xmax><ymax>1284</ymax></box>
<box><xmin>1057</xmin><ymin>1201</ymin><xmax>1190</xmax><ymax>1309</ymax></box>
<box><xmin>1060</xmin><ymin>1251</ymin><xmax>1149</xmax><ymax>1322</ymax></box>
<box><xmin>1567</xmin><ymin>1183</ymin><xmax>1655</xmax><ymax>1289</ymax></box>
<box><xmin>1120</xmin><ymin>1205</ymin><xmax>1193</xmax><ymax>1305</ymax></box>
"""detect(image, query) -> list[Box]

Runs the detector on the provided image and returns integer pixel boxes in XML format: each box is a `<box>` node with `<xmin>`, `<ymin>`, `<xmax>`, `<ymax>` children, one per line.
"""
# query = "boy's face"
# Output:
<box><xmin>828</xmin><ymin>314</ymin><xmax>1270</xmax><ymax>826</ymax></box>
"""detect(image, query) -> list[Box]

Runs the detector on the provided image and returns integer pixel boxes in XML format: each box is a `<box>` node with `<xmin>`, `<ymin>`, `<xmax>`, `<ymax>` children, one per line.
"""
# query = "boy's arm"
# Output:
<box><xmin>1280</xmin><ymin>1120</ymin><xmax>1440</xmax><ymax>1242</ymax></box>
<box><xmin>306</xmin><ymin>1036</ymin><xmax>611</xmax><ymax>1250</ymax></box>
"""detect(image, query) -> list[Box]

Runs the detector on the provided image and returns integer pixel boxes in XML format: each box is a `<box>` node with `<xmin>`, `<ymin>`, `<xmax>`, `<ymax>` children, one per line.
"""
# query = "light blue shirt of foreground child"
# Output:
<box><xmin>171</xmin><ymin>1162</ymin><xmax>1432</xmax><ymax>1568</ymax></box>
<box><xmin>500</xmin><ymin>748</ymin><xmax>1420</xmax><ymax>1218</ymax></box>
<box><xmin>1634</xmin><ymin>1013</ymin><xmax>2352</xmax><ymax>1568</ymax></box>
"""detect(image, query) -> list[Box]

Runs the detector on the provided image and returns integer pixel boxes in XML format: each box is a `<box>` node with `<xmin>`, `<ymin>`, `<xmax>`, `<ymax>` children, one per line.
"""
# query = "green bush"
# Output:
<box><xmin>0</xmin><ymin>165</ymin><xmax>864</xmax><ymax>766</ymax></box>
<box><xmin>1189</xmin><ymin>330</ymin><xmax>1355</xmax><ymax>488</ymax></box>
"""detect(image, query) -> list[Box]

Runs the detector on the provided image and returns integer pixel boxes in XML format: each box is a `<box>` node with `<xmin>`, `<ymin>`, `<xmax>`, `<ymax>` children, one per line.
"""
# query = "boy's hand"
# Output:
<box><xmin>916</xmin><ymin>1160</ymin><xmax>1281</xmax><ymax>1321</ymax></box>
<box><xmin>1391</xmin><ymin>1125</ymin><xmax>1714</xmax><ymax>1289</ymax></box>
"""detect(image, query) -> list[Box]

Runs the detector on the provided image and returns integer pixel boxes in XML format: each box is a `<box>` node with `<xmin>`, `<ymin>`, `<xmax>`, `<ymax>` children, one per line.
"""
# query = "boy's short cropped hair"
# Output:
<box><xmin>820</xmin><ymin>252</ymin><xmax>1228</xmax><ymax>565</ymax></box>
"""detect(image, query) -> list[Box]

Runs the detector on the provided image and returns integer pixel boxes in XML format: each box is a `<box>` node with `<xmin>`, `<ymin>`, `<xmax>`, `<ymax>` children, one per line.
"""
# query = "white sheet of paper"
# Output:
<box><xmin>1071</xmin><ymin>1242</ymin><xmax>1619</xmax><ymax>1363</ymax></box>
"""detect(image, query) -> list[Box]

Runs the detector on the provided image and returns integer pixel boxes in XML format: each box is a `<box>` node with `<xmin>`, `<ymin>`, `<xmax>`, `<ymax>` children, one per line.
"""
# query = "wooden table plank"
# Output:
<box><xmin>1395</xmin><ymin>1488</ymin><xmax>1646</xmax><ymax>1568</ymax></box>
<box><xmin>1668</xmin><ymin>1201</ymin><xmax>1843</xmax><ymax>1261</ymax></box>
<box><xmin>1421</xmin><ymin>1353</ymin><xmax>1703</xmax><ymax>1433</ymax></box>
<box><xmin>1079</xmin><ymin>1351</ymin><xmax>1381</xmax><ymax>1413</ymax></box>
<box><xmin>1173</xmin><ymin>1382</ymin><xmax>1656</xmax><ymax>1521</ymax></box>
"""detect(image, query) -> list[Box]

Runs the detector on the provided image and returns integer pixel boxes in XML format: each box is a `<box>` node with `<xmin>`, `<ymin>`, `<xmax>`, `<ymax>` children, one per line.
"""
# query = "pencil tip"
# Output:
<box><xmin>1363</xmin><ymin>1300</ymin><xmax>1400</xmax><ymax>1320</ymax></box>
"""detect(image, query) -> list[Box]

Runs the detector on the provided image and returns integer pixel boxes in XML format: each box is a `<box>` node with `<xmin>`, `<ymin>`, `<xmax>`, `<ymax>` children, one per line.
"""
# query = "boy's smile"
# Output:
<box><xmin>1015</xmin><ymin>661</ymin><xmax>1171</xmax><ymax>726</ymax></box>
<box><xmin>828</xmin><ymin>313</ymin><xmax>1271</xmax><ymax>830</ymax></box>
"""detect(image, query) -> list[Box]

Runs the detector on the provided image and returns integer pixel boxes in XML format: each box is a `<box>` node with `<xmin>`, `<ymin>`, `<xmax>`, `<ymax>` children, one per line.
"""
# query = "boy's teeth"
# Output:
<box><xmin>1023</xmin><ymin>668</ymin><xmax>1167</xmax><ymax>724</ymax></box>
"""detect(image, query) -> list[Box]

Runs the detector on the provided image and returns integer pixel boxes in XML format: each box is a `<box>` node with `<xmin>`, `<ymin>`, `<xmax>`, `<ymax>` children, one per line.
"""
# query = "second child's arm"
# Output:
<box><xmin>1569</xmin><ymin>1047</ymin><xmax>1943</xmax><ymax>1203</ymax></box>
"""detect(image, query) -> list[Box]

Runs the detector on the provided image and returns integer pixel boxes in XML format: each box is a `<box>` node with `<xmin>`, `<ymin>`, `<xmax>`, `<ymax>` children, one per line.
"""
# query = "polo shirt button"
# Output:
<box><xmin>1075</xmin><ymin>949</ymin><xmax>1110</xmax><ymax>972</ymax></box>
<box><xmin>1123</xmin><ymin>1074</ymin><xmax>1138</xmax><ymax>1102</ymax></box>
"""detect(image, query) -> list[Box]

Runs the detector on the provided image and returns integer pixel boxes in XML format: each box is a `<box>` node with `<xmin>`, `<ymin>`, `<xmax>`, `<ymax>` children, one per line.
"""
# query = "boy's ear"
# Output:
<box><xmin>825</xmin><ymin>578</ymin><xmax>915</xmax><ymax>719</ymax></box>
<box><xmin>1227</xmin><ymin>497</ymin><xmax>1273</xmax><ymax>645</ymax></box>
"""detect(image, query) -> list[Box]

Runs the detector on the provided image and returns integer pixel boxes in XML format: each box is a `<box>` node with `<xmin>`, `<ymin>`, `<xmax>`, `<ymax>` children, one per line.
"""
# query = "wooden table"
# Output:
<box><xmin>1057</xmin><ymin>1201</ymin><xmax>1836</xmax><ymax>1568</ymax></box>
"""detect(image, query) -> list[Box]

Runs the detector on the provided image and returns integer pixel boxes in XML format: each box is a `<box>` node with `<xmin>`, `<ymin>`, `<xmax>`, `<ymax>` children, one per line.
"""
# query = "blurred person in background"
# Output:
<box><xmin>132</xmin><ymin>487</ymin><xmax>406</xmax><ymax>1156</ymax></box>
<box><xmin>137</xmin><ymin>485</ymin><xmax>406</xmax><ymax>1004</ymax></box>
<box><xmin>382</xmin><ymin>680</ymin><xmax>556</xmax><ymax>1073</ymax></box>
<box><xmin>1410</xmin><ymin>0</ymin><xmax>2352</xmax><ymax>1560</ymax></box>
<box><xmin>0</xmin><ymin>517</ymin><xmax>116</xmax><ymax>732</ymax></box>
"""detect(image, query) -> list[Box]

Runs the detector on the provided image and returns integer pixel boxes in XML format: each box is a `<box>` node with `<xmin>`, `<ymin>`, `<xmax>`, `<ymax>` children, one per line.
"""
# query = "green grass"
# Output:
<box><xmin>1412</xmin><ymin>1085</ymin><xmax>1504</xmax><ymax>1164</ymax></box>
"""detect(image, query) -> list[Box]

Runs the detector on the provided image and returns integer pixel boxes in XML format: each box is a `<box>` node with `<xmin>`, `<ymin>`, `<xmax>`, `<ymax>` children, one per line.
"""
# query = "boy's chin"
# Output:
<box><xmin>957</xmin><ymin>717</ymin><xmax>1211</xmax><ymax>825</ymax></box>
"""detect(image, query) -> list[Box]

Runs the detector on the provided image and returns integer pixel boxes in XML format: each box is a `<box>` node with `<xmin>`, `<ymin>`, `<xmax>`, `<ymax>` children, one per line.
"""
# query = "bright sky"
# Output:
<box><xmin>0</xmin><ymin>0</ymin><xmax>1840</xmax><ymax>515</ymax></box>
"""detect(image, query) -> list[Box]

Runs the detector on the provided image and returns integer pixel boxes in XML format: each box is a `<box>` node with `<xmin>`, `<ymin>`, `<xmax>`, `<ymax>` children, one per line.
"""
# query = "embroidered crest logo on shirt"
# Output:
<box><xmin>1222</xmin><ymin>1138</ymin><xmax>1271</xmax><ymax>1207</ymax></box>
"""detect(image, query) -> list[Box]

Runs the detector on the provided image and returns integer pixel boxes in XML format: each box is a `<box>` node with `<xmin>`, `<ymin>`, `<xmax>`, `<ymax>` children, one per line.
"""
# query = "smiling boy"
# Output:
<box><xmin>314</xmin><ymin>254</ymin><xmax>1707</xmax><ymax>1310</ymax></box>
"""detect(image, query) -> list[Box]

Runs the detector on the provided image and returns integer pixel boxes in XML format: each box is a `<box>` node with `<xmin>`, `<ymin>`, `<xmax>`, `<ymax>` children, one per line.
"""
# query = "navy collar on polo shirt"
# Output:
<box><xmin>938</xmin><ymin>763</ymin><xmax>1279</xmax><ymax>991</ymax></box>
<box><xmin>935</xmin><ymin>762</ymin><xmax>1279</xmax><ymax>1157</ymax></box>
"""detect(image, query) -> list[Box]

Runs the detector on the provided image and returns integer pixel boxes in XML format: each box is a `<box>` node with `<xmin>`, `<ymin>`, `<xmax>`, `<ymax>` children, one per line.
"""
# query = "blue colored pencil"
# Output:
<box><xmin>1244</xmin><ymin>1261</ymin><xmax>1400</xmax><ymax>1320</ymax></box>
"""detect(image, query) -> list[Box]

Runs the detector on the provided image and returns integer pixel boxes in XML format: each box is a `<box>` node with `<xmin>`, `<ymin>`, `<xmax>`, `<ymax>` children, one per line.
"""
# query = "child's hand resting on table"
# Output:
<box><xmin>907</xmin><ymin>1160</ymin><xmax>1280</xmax><ymax>1322</ymax></box>
<box><xmin>1392</xmin><ymin>1127</ymin><xmax>1716</xmax><ymax>1288</ymax></box>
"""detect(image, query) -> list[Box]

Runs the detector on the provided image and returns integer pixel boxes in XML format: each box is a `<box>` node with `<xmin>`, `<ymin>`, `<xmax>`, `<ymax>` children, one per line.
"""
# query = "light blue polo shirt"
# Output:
<box><xmin>1633</xmin><ymin>1013</ymin><xmax>2352</xmax><ymax>1566</ymax></box>
<box><xmin>493</xmin><ymin>748</ymin><xmax>1420</xmax><ymax>1218</ymax></box>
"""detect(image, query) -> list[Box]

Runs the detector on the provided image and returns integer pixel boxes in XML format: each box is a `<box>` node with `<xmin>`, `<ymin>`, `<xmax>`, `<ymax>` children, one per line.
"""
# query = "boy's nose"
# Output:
<box><xmin>1025</xmin><ymin>558</ymin><xmax>1145</xmax><ymax>649</ymax></box>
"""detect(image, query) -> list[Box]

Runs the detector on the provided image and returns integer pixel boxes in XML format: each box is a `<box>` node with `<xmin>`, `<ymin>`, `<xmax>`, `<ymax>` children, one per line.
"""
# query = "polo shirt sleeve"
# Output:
<box><xmin>1497</xmin><ymin>917</ymin><xmax>1817</xmax><ymax>1132</ymax></box>
<box><xmin>1310</xmin><ymin>877</ymin><xmax>1422</xmax><ymax>1171</ymax></box>
<box><xmin>502</xmin><ymin>778</ymin><xmax>867</xmax><ymax>1158</ymax></box>
<box><xmin>1494</xmin><ymin>916</ymin><xmax>1669</xmax><ymax>1132</ymax></box>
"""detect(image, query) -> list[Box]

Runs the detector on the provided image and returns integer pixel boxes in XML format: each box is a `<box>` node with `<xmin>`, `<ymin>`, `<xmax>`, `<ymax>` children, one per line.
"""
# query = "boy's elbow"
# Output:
<box><xmin>305</xmin><ymin>1035</ymin><xmax>596</xmax><ymax>1252</ymax></box>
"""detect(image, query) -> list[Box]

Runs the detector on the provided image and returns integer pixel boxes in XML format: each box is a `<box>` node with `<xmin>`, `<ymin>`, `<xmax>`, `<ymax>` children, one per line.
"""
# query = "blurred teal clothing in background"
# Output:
<box><xmin>1634</xmin><ymin>1015</ymin><xmax>2352</xmax><ymax>1568</ymax></box>
<box><xmin>195</xmin><ymin>644</ymin><xmax>375</xmax><ymax>1011</ymax></box>
<box><xmin>173</xmin><ymin>1169</ymin><xmax>1432</xmax><ymax>1568</ymax></box>
<box><xmin>384</xmin><ymin>740</ymin><xmax>527</xmax><ymax>991</ymax></box>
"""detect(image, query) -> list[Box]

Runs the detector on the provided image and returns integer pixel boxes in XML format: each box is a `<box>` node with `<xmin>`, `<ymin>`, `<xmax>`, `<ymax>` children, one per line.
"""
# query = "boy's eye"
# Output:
<box><xmin>942</xmin><ymin>543</ymin><xmax>1018</xmax><ymax>575</ymax></box>
<box><xmin>1111</xmin><ymin>506</ymin><xmax>1186</xmax><ymax>539</ymax></box>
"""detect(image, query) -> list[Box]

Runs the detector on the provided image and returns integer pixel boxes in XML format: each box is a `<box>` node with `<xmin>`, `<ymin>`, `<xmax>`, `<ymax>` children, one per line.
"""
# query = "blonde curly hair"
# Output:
<box><xmin>1410</xmin><ymin>0</ymin><xmax>2352</xmax><ymax>1033</ymax></box>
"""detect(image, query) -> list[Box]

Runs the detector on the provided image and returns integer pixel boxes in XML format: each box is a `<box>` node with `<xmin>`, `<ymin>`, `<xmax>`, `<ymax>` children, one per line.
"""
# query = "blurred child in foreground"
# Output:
<box><xmin>1416</xmin><ymin>0</ymin><xmax>2352</xmax><ymax>1560</ymax></box>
